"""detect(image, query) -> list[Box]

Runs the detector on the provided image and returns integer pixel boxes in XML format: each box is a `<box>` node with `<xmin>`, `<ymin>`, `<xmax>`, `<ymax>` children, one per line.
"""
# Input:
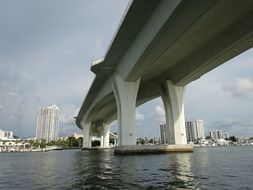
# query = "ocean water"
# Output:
<box><xmin>0</xmin><ymin>146</ymin><xmax>252</xmax><ymax>189</ymax></box>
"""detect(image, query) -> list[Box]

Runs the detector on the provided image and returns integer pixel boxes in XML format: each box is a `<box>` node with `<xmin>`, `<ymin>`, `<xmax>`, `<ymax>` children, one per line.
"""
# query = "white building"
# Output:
<box><xmin>185</xmin><ymin>120</ymin><xmax>205</xmax><ymax>143</ymax></box>
<box><xmin>160</xmin><ymin>124</ymin><xmax>168</xmax><ymax>144</ymax></box>
<box><xmin>36</xmin><ymin>105</ymin><xmax>59</xmax><ymax>143</ymax></box>
<box><xmin>0</xmin><ymin>130</ymin><xmax>13</xmax><ymax>140</ymax></box>
<box><xmin>209</xmin><ymin>130</ymin><xmax>223</xmax><ymax>140</ymax></box>
<box><xmin>72</xmin><ymin>132</ymin><xmax>83</xmax><ymax>139</ymax></box>
<box><xmin>222</xmin><ymin>132</ymin><xmax>229</xmax><ymax>139</ymax></box>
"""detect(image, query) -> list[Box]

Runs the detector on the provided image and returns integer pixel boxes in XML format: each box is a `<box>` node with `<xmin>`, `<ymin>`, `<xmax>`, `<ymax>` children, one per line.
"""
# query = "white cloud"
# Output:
<box><xmin>233</xmin><ymin>77</ymin><xmax>253</xmax><ymax>96</ymax></box>
<box><xmin>155</xmin><ymin>105</ymin><xmax>165</xmax><ymax>116</ymax></box>
<box><xmin>59</xmin><ymin>107</ymin><xmax>81</xmax><ymax>136</ymax></box>
<box><xmin>8</xmin><ymin>92</ymin><xmax>17</xmax><ymax>96</ymax></box>
<box><xmin>60</xmin><ymin>107</ymin><xmax>79</xmax><ymax>125</ymax></box>
<box><xmin>136</xmin><ymin>110</ymin><xmax>144</xmax><ymax>121</ymax></box>
<box><xmin>154</xmin><ymin>105</ymin><xmax>166</xmax><ymax>123</ymax></box>
<box><xmin>59</xmin><ymin>114</ymin><xmax>73</xmax><ymax>125</ymax></box>
<box><xmin>92</xmin><ymin>36</ymin><xmax>107</xmax><ymax>56</ymax></box>
<box><xmin>223</xmin><ymin>77</ymin><xmax>253</xmax><ymax>97</ymax></box>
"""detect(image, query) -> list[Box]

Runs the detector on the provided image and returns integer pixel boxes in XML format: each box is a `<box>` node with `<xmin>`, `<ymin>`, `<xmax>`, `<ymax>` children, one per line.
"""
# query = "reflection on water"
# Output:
<box><xmin>0</xmin><ymin>147</ymin><xmax>253</xmax><ymax>189</ymax></box>
<box><xmin>72</xmin><ymin>150</ymin><xmax>201</xmax><ymax>189</ymax></box>
<box><xmin>168</xmin><ymin>154</ymin><xmax>200</xmax><ymax>189</ymax></box>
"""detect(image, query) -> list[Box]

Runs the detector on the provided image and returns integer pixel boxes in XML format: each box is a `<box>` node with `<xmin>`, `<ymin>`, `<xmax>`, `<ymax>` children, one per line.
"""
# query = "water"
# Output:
<box><xmin>0</xmin><ymin>146</ymin><xmax>253</xmax><ymax>189</ymax></box>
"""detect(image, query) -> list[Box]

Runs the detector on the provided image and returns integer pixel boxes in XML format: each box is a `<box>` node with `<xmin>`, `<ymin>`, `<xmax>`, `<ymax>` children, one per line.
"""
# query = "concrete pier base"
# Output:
<box><xmin>114</xmin><ymin>144</ymin><xmax>193</xmax><ymax>155</ymax></box>
<box><xmin>82</xmin><ymin>147</ymin><xmax>112</xmax><ymax>151</ymax></box>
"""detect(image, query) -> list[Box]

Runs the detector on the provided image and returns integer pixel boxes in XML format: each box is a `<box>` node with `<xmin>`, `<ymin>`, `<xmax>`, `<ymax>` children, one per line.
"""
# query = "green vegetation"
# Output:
<box><xmin>136</xmin><ymin>137</ymin><xmax>160</xmax><ymax>145</ymax></box>
<box><xmin>30</xmin><ymin>137</ymin><xmax>83</xmax><ymax>148</ymax></box>
<box><xmin>228</xmin><ymin>136</ymin><xmax>237</xmax><ymax>142</ymax></box>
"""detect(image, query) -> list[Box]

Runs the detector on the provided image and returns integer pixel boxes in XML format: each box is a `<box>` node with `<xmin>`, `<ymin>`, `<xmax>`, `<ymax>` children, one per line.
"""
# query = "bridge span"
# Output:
<box><xmin>76</xmin><ymin>0</ymin><xmax>253</xmax><ymax>153</ymax></box>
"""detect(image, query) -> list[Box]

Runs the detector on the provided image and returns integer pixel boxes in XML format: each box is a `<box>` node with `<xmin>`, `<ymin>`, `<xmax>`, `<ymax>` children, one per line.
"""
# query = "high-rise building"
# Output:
<box><xmin>209</xmin><ymin>130</ymin><xmax>223</xmax><ymax>140</ymax></box>
<box><xmin>185</xmin><ymin>120</ymin><xmax>205</xmax><ymax>143</ymax></box>
<box><xmin>0</xmin><ymin>130</ymin><xmax>13</xmax><ymax>140</ymax></box>
<box><xmin>36</xmin><ymin>105</ymin><xmax>59</xmax><ymax>142</ymax></box>
<box><xmin>160</xmin><ymin>124</ymin><xmax>168</xmax><ymax>144</ymax></box>
<box><xmin>222</xmin><ymin>132</ymin><xmax>229</xmax><ymax>139</ymax></box>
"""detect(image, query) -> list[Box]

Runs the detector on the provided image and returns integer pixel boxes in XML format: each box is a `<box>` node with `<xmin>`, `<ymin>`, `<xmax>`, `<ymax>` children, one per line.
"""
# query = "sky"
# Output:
<box><xmin>0</xmin><ymin>0</ymin><xmax>253</xmax><ymax>138</ymax></box>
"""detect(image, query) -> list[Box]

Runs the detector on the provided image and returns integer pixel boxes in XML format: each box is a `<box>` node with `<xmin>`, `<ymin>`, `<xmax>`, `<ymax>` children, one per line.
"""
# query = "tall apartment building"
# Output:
<box><xmin>36</xmin><ymin>105</ymin><xmax>59</xmax><ymax>143</ymax></box>
<box><xmin>185</xmin><ymin>120</ymin><xmax>205</xmax><ymax>143</ymax></box>
<box><xmin>222</xmin><ymin>132</ymin><xmax>230</xmax><ymax>139</ymax></box>
<box><xmin>160</xmin><ymin>124</ymin><xmax>168</xmax><ymax>144</ymax></box>
<box><xmin>0</xmin><ymin>130</ymin><xmax>13</xmax><ymax>140</ymax></box>
<box><xmin>209</xmin><ymin>130</ymin><xmax>223</xmax><ymax>140</ymax></box>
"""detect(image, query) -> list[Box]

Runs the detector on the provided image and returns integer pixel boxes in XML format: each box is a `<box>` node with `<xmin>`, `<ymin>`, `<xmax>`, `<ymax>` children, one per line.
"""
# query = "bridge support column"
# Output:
<box><xmin>112</xmin><ymin>75</ymin><xmax>140</xmax><ymax>146</ymax></box>
<box><xmin>82</xmin><ymin>122</ymin><xmax>91</xmax><ymax>148</ymax></box>
<box><xmin>103</xmin><ymin>123</ymin><xmax>110</xmax><ymax>147</ymax></box>
<box><xmin>160</xmin><ymin>80</ymin><xmax>187</xmax><ymax>144</ymax></box>
<box><xmin>114</xmin><ymin>139</ymin><xmax>117</xmax><ymax>146</ymax></box>
<box><xmin>98</xmin><ymin>122</ymin><xmax>110</xmax><ymax>148</ymax></box>
<box><xmin>100</xmin><ymin>134</ymin><xmax>104</xmax><ymax>147</ymax></box>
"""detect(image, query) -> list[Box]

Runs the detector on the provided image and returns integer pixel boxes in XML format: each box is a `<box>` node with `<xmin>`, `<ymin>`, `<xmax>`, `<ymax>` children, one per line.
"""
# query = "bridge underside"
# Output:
<box><xmin>76</xmin><ymin>0</ymin><xmax>253</xmax><ymax>152</ymax></box>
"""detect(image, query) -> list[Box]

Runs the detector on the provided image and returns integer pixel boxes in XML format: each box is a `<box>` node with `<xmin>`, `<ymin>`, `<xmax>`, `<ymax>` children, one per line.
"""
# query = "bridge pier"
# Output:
<box><xmin>102</xmin><ymin>123</ymin><xmax>110</xmax><ymax>147</ymax></box>
<box><xmin>160</xmin><ymin>80</ymin><xmax>187</xmax><ymax>145</ymax></box>
<box><xmin>114</xmin><ymin>80</ymin><xmax>191</xmax><ymax>155</ymax></box>
<box><xmin>112</xmin><ymin>75</ymin><xmax>140</xmax><ymax>146</ymax></box>
<box><xmin>98</xmin><ymin>122</ymin><xmax>110</xmax><ymax>147</ymax></box>
<box><xmin>81</xmin><ymin>122</ymin><xmax>91</xmax><ymax>148</ymax></box>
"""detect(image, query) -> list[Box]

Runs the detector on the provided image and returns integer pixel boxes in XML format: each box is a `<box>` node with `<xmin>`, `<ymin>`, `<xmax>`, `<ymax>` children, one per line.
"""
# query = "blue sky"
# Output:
<box><xmin>0</xmin><ymin>0</ymin><xmax>253</xmax><ymax>138</ymax></box>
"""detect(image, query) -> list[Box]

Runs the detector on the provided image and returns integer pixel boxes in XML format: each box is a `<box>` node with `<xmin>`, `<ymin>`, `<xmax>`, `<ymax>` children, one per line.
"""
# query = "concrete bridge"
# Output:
<box><xmin>76</xmin><ymin>0</ymin><xmax>253</xmax><ymax>153</ymax></box>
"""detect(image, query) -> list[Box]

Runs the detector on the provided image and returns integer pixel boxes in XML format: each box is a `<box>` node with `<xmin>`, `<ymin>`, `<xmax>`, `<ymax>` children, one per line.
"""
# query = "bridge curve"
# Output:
<box><xmin>76</xmin><ymin>0</ymin><xmax>253</xmax><ymax>148</ymax></box>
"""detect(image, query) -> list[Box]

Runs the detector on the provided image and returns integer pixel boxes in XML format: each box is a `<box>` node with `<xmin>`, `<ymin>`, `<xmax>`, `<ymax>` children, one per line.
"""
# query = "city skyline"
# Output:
<box><xmin>0</xmin><ymin>0</ymin><xmax>253</xmax><ymax>138</ymax></box>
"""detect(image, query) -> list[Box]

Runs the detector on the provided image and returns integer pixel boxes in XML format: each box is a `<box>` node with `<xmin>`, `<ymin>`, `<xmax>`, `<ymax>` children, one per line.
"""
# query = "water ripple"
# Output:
<box><xmin>0</xmin><ymin>147</ymin><xmax>253</xmax><ymax>189</ymax></box>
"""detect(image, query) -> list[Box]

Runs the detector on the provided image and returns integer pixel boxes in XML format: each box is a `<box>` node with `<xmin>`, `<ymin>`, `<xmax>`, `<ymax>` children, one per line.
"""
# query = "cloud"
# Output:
<box><xmin>155</xmin><ymin>105</ymin><xmax>165</xmax><ymax>116</ymax></box>
<box><xmin>224</xmin><ymin>77</ymin><xmax>253</xmax><ymax>97</ymax></box>
<box><xmin>60</xmin><ymin>108</ymin><xmax>79</xmax><ymax>125</ymax></box>
<box><xmin>136</xmin><ymin>110</ymin><xmax>144</xmax><ymax>121</ymax></box>
<box><xmin>8</xmin><ymin>92</ymin><xmax>18</xmax><ymax>96</ymax></box>
<box><xmin>154</xmin><ymin>105</ymin><xmax>166</xmax><ymax>123</ymax></box>
<box><xmin>0</xmin><ymin>68</ymin><xmax>40</xmax><ymax>137</ymax></box>
<box><xmin>209</xmin><ymin>120</ymin><xmax>253</xmax><ymax>137</ymax></box>
<box><xmin>0</xmin><ymin>0</ymin><xmax>129</xmax><ymax>138</ymax></box>
<box><xmin>92</xmin><ymin>36</ymin><xmax>107</xmax><ymax>56</ymax></box>
<box><xmin>233</xmin><ymin>77</ymin><xmax>253</xmax><ymax>96</ymax></box>
<box><xmin>59</xmin><ymin>104</ymin><xmax>79</xmax><ymax>126</ymax></box>
<box><xmin>58</xmin><ymin>105</ymin><xmax>81</xmax><ymax>136</ymax></box>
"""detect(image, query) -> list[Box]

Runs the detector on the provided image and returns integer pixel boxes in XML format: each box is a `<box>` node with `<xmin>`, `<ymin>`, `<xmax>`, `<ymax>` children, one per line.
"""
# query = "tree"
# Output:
<box><xmin>137</xmin><ymin>138</ymin><xmax>145</xmax><ymax>145</ymax></box>
<box><xmin>40</xmin><ymin>139</ymin><xmax>46</xmax><ymax>148</ymax></box>
<box><xmin>77</xmin><ymin>137</ymin><xmax>83</xmax><ymax>147</ymax></box>
<box><xmin>32</xmin><ymin>140</ymin><xmax>41</xmax><ymax>147</ymax></box>
<box><xmin>229</xmin><ymin>136</ymin><xmax>237</xmax><ymax>142</ymax></box>
<box><xmin>47</xmin><ymin>140</ymin><xmax>57</xmax><ymax>146</ymax></box>
<box><xmin>148</xmin><ymin>139</ymin><xmax>154</xmax><ymax>144</ymax></box>
<box><xmin>68</xmin><ymin>137</ymin><xmax>79</xmax><ymax>147</ymax></box>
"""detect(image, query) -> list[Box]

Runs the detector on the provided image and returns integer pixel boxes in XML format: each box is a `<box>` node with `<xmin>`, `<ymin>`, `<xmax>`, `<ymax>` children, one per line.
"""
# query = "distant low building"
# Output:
<box><xmin>0</xmin><ymin>130</ymin><xmax>13</xmax><ymax>140</ymax></box>
<box><xmin>72</xmin><ymin>132</ymin><xmax>83</xmax><ymax>139</ymax></box>
<box><xmin>217</xmin><ymin>139</ymin><xmax>229</xmax><ymax>146</ymax></box>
